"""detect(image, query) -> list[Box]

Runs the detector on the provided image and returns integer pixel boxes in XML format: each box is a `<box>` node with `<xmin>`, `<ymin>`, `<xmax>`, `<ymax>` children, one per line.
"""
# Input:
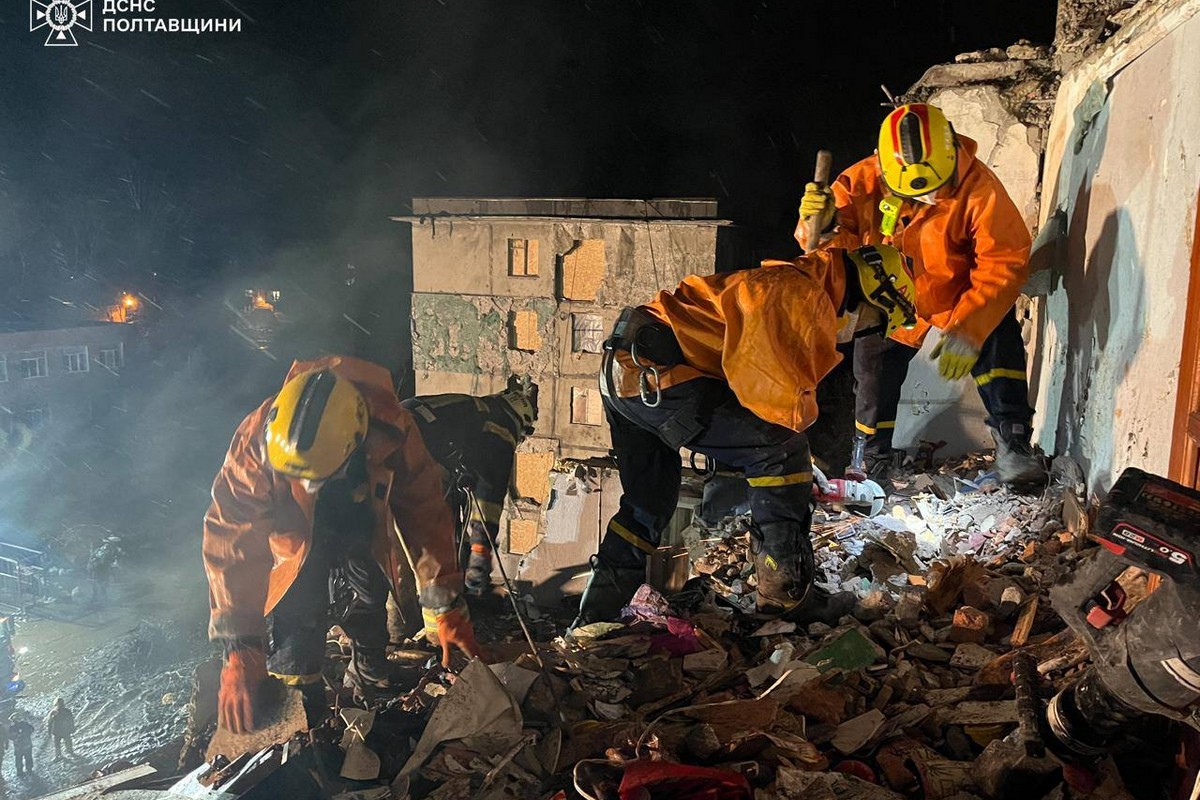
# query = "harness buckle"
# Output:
<box><xmin>630</xmin><ymin>340</ymin><xmax>662</xmax><ymax>408</ymax></box>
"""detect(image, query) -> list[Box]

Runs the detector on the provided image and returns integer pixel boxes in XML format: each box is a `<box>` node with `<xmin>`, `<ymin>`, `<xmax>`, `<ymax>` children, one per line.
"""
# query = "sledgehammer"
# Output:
<box><xmin>803</xmin><ymin>149</ymin><xmax>834</xmax><ymax>252</ymax></box>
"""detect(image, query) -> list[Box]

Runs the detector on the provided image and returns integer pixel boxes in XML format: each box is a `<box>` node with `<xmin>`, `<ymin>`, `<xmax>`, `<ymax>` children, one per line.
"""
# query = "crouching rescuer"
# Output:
<box><xmin>400</xmin><ymin>375</ymin><xmax>539</xmax><ymax>597</ymax></box>
<box><xmin>572</xmin><ymin>245</ymin><xmax>920</xmax><ymax>629</ymax></box>
<box><xmin>203</xmin><ymin>356</ymin><xmax>482</xmax><ymax>734</ymax></box>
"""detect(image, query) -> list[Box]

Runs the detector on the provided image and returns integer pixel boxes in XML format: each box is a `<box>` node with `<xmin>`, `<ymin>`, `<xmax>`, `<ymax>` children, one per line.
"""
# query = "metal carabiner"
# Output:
<box><xmin>630</xmin><ymin>340</ymin><xmax>662</xmax><ymax>408</ymax></box>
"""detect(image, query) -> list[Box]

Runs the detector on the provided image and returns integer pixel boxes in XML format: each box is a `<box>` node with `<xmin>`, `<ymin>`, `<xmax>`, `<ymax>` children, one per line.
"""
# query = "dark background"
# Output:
<box><xmin>0</xmin><ymin>0</ymin><xmax>1058</xmax><ymax>544</ymax></box>
<box><xmin>2</xmin><ymin>0</ymin><xmax>1058</xmax><ymax>343</ymax></box>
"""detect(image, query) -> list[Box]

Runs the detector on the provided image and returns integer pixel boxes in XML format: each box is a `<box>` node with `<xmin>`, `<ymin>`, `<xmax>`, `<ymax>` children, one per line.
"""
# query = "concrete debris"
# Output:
<box><xmin>67</xmin><ymin>453</ymin><xmax>1164</xmax><ymax>799</ymax></box>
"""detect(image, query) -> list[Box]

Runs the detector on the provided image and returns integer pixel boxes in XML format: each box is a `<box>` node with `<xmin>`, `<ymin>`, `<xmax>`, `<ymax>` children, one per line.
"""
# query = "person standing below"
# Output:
<box><xmin>47</xmin><ymin>698</ymin><xmax>75</xmax><ymax>760</ymax></box>
<box><xmin>797</xmin><ymin>103</ymin><xmax>1044</xmax><ymax>487</ymax></box>
<box><xmin>10</xmin><ymin>715</ymin><xmax>32</xmax><ymax>777</ymax></box>
<box><xmin>88</xmin><ymin>536</ymin><xmax>122</xmax><ymax>604</ymax></box>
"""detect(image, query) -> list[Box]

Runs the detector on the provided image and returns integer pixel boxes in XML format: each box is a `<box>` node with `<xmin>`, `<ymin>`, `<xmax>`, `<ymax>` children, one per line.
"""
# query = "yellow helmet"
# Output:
<box><xmin>264</xmin><ymin>369</ymin><xmax>368</xmax><ymax>480</ymax></box>
<box><xmin>846</xmin><ymin>245</ymin><xmax>919</xmax><ymax>338</ymax></box>
<box><xmin>877</xmin><ymin>103</ymin><xmax>957</xmax><ymax>198</ymax></box>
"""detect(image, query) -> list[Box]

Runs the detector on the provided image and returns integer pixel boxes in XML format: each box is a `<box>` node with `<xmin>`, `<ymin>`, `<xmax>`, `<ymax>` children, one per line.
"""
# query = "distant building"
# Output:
<box><xmin>393</xmin><ymin>197</ymin><xmax>740</xmax><ymax>460</ymax></box>
<box><xmin>0</xmin><ymin>322</ymin><xmax>134</xmax><ymax>447</ymax></box>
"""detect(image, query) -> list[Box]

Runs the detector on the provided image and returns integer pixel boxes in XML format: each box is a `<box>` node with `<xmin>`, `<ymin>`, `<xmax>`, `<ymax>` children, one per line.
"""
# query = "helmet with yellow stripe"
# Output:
<box><xmin>264</xmin><ymin>369</ymin><xmax>368</xmax><ymax>481</ymax></box>
<box><xmin>877</xmin><ymin>103</ymin><xmax>957</xmax><ymax>198</ymax></box>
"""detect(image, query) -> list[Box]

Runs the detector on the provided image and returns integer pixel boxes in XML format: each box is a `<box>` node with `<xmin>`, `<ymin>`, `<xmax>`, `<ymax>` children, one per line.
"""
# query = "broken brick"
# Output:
<box><xmin>786</xmin><ymin>681</ymin><xmax>849</xmax><ymax>726</ymax></box>
<box><xmin>950</xmin><ymin>606</ymin><xmax>989</xmax><ymax>644</ymax></box>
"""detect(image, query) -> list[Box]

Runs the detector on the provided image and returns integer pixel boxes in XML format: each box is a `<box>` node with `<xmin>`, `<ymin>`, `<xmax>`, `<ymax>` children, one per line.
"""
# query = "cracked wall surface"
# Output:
<box><xmin>408</xmin><ymin>214</ymin><xmax>724</xmax><ymax>459</ymax></box>
<box><xmin>1032</xmin><ymin>2</ymin><xmax>1200</xmax><ymax>493</ymax></box>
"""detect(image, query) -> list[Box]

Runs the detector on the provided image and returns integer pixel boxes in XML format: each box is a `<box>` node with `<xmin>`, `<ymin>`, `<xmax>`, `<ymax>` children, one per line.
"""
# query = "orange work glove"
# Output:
<box><xmin>218</xmin><ymin>647</ymin><xmax>266</xmax><ymax>734</ymax></box>
<box><xmin>425</xmin><ymin>605</ymin><xmax>483</xmax><ymax>668</ymax></box>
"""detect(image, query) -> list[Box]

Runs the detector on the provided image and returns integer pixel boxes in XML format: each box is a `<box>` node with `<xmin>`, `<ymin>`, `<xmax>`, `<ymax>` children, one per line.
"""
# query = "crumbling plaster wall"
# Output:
<box><xmin>410</xmin><ymin>217</ymin><xmax>720</xmax><ymax>459</ymax></box>
<box><xmin>1032</xmin><ymin>2</ymin><xmax>1200</xmax><ymax>493</ymax></box>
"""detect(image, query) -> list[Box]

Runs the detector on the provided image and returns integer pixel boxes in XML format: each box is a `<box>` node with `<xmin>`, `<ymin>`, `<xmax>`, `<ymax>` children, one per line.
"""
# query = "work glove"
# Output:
<box><xmin>423</xmin><ymin>598</ymin><xmax>484</xmax><ymax>668</ymax></box>
<box><xmin>218</xmin><ymin>646</ymin><xmax>266</xmax><ymax>735</ymax></box>
<box><xmin>930</xmin><ymin>332</ymin><xmax>981</xmax><ymax>381</ymax></box>
<box><xmin>798</xmin><ymin>182</ymin><xmax>836</xmax><ymax>236</ymax></box>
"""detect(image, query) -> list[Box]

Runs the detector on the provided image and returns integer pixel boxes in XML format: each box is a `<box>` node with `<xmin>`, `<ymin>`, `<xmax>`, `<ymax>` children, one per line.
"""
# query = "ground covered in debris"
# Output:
<box><xmin>170</xmin><ymin>451</ymin><xmax>1183</xmax><ymax>800</ymax></box>
<box><xmin>6</xmin><ymin>553</ymin><xmax>210</xmax><ymax>799</ymax></box>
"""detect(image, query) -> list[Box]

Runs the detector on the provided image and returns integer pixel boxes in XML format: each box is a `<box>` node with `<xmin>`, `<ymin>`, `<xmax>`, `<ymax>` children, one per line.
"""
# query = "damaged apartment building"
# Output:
<box><xmin>392</xmin><ymin>198</ymin><xmax>743</xmax><ymax>601</ymax></box>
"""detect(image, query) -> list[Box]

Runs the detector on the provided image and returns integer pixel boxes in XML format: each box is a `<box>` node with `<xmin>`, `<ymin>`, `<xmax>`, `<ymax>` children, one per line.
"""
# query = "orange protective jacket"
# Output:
<box><xmin>203</xmin><ymin>356</ymin><xmax>460</xmax><ymax>642</ymax></box>
<box><xmin>616</xmin><ymin>249</ymin><xmax>847</xmax><ymax>433</ymax></box>
<box><xmin>808</xmin><ymin>136</ymin><xmax>1031</xmax><ymax>349</ymax></box>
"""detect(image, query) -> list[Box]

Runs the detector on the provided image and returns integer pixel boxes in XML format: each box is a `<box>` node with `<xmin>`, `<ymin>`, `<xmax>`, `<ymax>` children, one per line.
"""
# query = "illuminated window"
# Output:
<box><xmin>63</xmin><ymin>346</ymin><xmax>89</xmax><ymax>374</ymax></box>
<box><xmin>19</xmin><ymin>352</ymin><xmax>47</xmax><ymax>379</ymax></box>
<box><xmin>508</xmin><ymin>239</ymin><xmax>539</xmax><ymax>277</ymax></box>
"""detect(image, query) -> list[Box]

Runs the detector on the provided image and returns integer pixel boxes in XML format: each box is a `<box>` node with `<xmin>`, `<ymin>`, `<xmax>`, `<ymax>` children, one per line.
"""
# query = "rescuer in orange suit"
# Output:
<box><xmin>572</xmin><ymin>244</ymin><xmax>920</xmax><ymax>629</ymax></box>
<box><xmin>203</xmin><ymin>356</ymin><xmax>482</xmax><ymax>734</ymax></box>
<box><xmin>797</xmin><ymin>103</ymin><xmax>1044</xmax><ymax>487</ymax></box>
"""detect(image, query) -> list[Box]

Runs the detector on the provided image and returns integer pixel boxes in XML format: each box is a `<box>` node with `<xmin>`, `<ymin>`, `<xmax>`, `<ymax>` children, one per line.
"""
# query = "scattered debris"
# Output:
<box><xmin>77</xmin><ymin>452</ymin><xmax>1164</xmax><ymax>799</ymax></box>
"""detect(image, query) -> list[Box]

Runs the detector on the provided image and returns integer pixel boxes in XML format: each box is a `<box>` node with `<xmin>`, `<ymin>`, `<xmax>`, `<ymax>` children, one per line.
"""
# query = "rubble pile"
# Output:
<box><xmin>902</xmin><ymin>39</ymin><xmax>1059</xmax><ymax>128</ymax></box>
<box><xmin>150</xmin><ymin>453</ymin><xmax>1168</xmax><ymax>800</ymax></box>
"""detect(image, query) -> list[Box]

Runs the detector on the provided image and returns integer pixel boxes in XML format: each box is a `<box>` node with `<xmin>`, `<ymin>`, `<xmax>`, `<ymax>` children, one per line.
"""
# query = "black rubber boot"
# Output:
<box><xmin>751</xmin><ymin>522</ymin><xmax>814</xmax><ymax>615</ymax></box>
<box><xmin>785</xmin><ymin>586</ymin><xmax>858</xmax><ymax>627</ymax></box>
<box><xmin>569</xmin><ymin>555</ymin><xmax>646</xmax><ymax>632</ymax></box>
<box><xmin>864</xmin><ymin>447</ymin><xmax>901</xmax><ymax>494</ymax></box>
<box><xmin>991</xmin><ymin>422</ymin><xmax>1046</xmax><ymax>489</ymax></box>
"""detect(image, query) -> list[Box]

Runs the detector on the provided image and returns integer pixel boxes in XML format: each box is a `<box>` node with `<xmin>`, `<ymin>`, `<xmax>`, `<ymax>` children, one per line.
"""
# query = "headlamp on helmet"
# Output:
<box><xmin>878</xmin><ymin>103</ymin><xmax>957</xmax><ymax>199</ymax></box>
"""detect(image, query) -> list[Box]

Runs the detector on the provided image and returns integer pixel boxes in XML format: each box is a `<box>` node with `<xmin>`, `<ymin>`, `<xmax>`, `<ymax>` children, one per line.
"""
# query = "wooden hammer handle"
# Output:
<box><xmin>804</xmin><ymin>149</ymin><xmax>834</xmax><ymax>251</ymax></box>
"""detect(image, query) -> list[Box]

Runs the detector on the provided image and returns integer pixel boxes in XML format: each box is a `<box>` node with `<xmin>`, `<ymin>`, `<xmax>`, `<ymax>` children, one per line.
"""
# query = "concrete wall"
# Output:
<box><xmin>892</xmin><ymin>91</ymin><xmax>1044</xmax><ymax>453</ymax></box>
<box><xmin>409</xmin><ymin>216</ymin><xmax>724</xmax><ymax>459</ymax></box>
<box><xmin>1032</xmin><ymin>4</ymin><xmax>1200</xmax><ymax>493</ymax></box>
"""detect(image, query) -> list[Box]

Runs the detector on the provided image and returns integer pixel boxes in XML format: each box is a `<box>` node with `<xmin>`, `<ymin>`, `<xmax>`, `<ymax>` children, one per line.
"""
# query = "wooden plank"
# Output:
<box><xmin>32</xmin><ymin>764</ymin><xmax>157</xmax><ymax>800</ymax></box>
<box><xmin>1010</xmin><ymin>595</ymin><xmax>1039</xmax><ymax>648</ymax></box>
<box><xmin>1169</xmin><ymin>191</ymin><xmax>1200</xmax><ymax>488</ymax></box>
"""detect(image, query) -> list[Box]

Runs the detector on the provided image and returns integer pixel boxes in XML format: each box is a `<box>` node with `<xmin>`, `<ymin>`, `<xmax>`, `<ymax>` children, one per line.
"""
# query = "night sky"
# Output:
<box><xmin>1</xmin><ymin>0</ymin><xmax>1058</xmax><ymax>350</ymax></box>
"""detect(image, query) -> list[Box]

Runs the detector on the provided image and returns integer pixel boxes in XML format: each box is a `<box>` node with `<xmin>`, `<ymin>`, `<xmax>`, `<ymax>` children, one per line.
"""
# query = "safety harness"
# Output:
<box><xmin>600</xmin><ymin>306</ymin><xmax>686</xmax><ymax>411</ymax></box>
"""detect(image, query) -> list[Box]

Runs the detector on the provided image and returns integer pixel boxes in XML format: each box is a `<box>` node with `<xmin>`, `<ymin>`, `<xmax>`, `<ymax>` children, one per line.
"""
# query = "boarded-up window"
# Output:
<box><xmin>508</xmin><ymin>238</ymin><xmax>539</xmax><ymax>276</ymax></box>
<box><xmin>570</xmin><ymin>386</ymin><xmax>604</xmax><ymax>426</ymax></box>
<box><xmin>572</xmin><ymin>313</ymin><xmax>604</xmax><ymax>354</ymax></box>
<box><xmin>510</xmin><ymin>310</ymin><xmax>542</xmax><ymax>351</ymax></box>
<box><xmin>507</xmin><ymin>518</ymin><xmax>541</xmax><ymax>555</ymax></box>
<box><xmin>559</xmin><ymin>239</ymin><xmax>606</xmax><ymax>300</ymax></box>
<box><xmin>513</xmin><ymin>451</ymin><xmax>554</xmax><ymax>504</ymax></box>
